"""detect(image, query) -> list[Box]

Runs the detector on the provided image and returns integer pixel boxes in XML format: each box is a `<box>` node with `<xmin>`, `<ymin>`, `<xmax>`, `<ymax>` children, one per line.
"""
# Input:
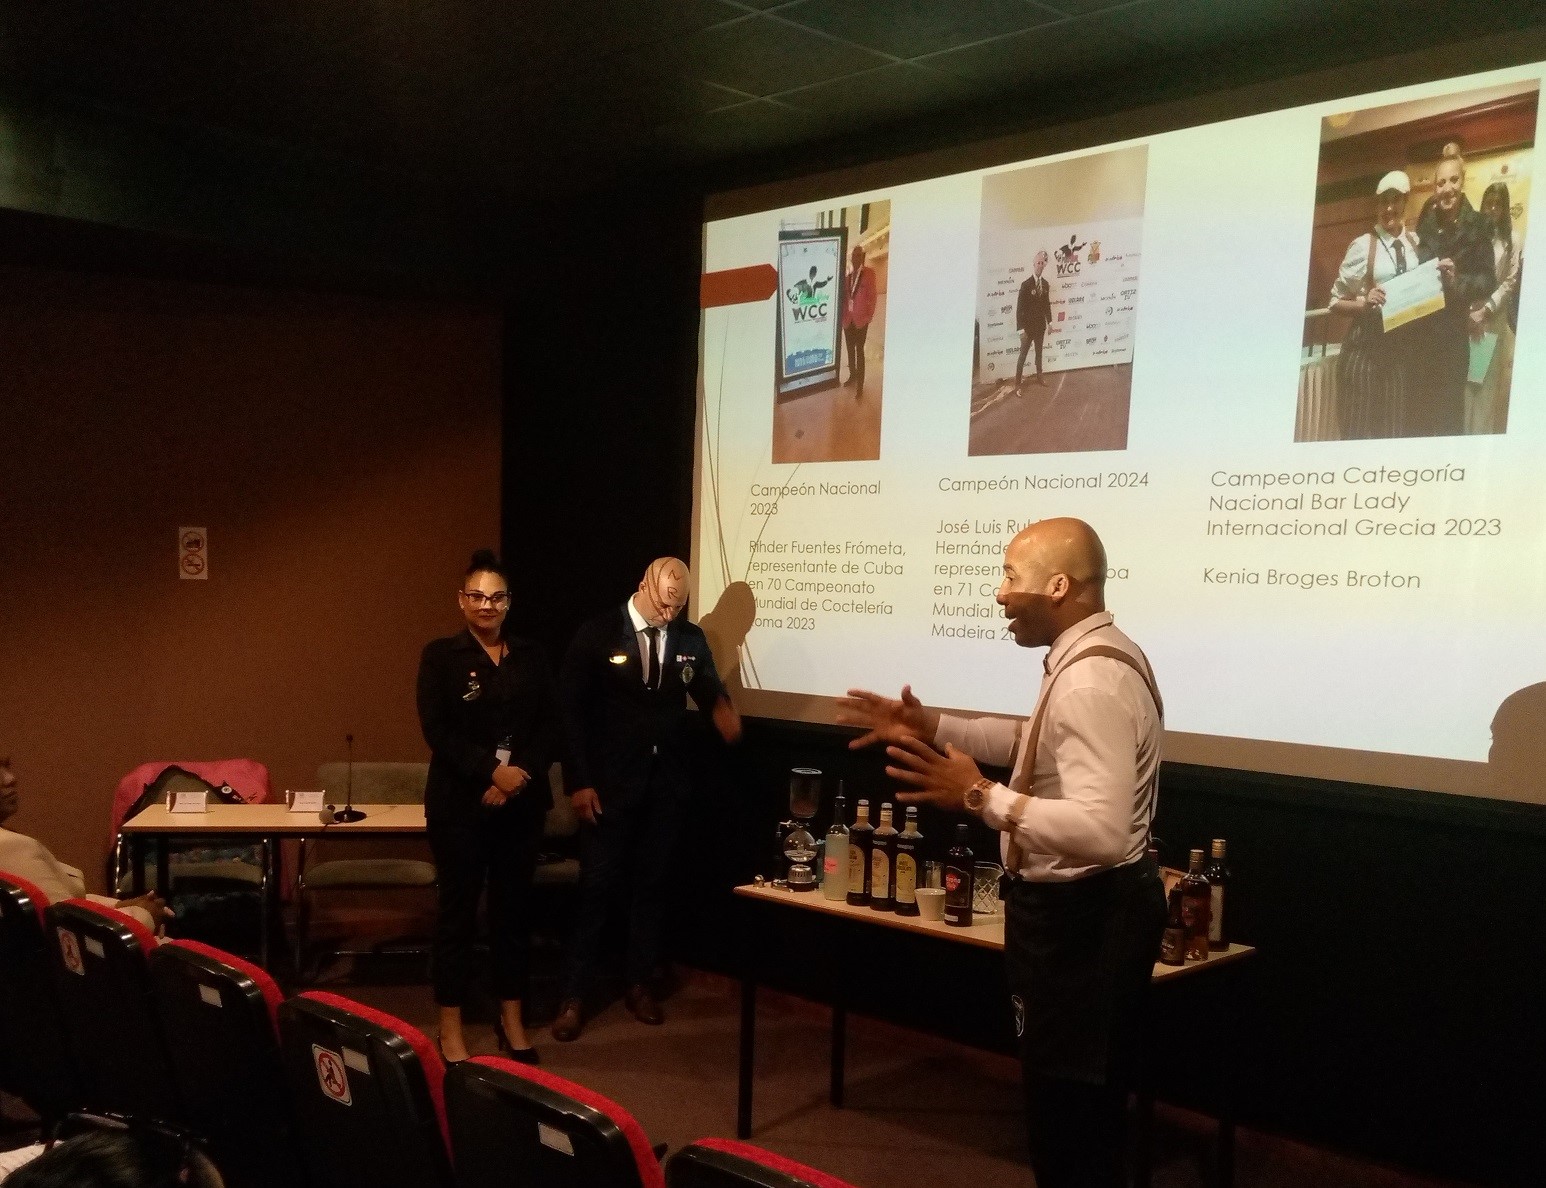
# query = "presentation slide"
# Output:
<box><xmin>692</xmin><ymin>61</ymin><xmax>1546</xmax><ymax>804</ymax></box>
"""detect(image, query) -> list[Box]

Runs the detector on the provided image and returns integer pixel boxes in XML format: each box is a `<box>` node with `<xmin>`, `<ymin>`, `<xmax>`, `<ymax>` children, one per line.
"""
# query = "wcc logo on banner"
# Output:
<box><xmin>784</xmin><ymin>267</ymin><xmax>833</xmax><ymax>322</ymax></box>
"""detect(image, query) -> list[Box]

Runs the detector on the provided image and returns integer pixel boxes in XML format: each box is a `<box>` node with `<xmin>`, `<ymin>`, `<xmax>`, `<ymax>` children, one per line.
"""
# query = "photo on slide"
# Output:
<box><xmin>1298</xmin><ymin>79</ymin><xmax>1538</xmax><ymax>442</ymax></box>
<box><xmin>969</xmin><ymin>145</ymin><xmax>1147</xmax><ymax>457</ymax></box>
<box><xmin>772</xmin><ymin>199</ymin><xmax>890</xmax><ymax>464</ymax></box>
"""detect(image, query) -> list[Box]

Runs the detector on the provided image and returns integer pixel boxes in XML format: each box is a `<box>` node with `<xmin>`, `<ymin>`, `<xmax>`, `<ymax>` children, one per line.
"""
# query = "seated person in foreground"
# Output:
<box><xmin>0</xmin><ymin>757</ymin><xmax>171</xmax><ymax>933</ymax></box>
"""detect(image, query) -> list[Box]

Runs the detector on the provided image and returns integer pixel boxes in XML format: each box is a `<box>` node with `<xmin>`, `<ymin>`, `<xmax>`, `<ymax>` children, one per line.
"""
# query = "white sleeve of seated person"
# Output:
<box><xmin>978</xmin><ymin>686</ymin><xmax>1139</xmax><ymax>870</ymax></box>
<box><xmin>0</xmin><ymin>832</ymin><xmax>156</xmax><ymax>931</ymax></box>
<box><xmin>933</xmin><ymin>711</ymin><xmax>1021</xmax><ymax>768</ymax></box>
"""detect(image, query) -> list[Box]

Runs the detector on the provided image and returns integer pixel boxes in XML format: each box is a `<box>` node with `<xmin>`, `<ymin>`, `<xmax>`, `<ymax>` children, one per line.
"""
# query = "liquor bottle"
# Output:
<box><xmin>944</xmin><ymin>824</ymin><xmax>974</xmax><ymax>927</ymax></box>
<box><xmin>1204</xmin><ymin>838</ymin><xmax>1231</xmax><ymax>950</ymax></box>
<box><xmin>892</xmin><ymin>807</ymin><xmax>923</xmax><ymax>917</ymax></box>
<box><xmin>1180</xmin><ymin>848</ymin><xmax>1212</xmax><ymax>961</ymax></box>
<box><xmin>1158</xmin><ymin>885</ymin><xmax>1187</xmax><ymax>966</ymax></box>
<box><xmin>822</xmin><ymin>794</ymin><xmax>850</xmax><ymax>902</ymax></box>
<box><xmin>846</xmin><ymin>799</ymin><xmax>874</xmax><ymax>906</ymax></box>
<box><xmin>869</xmin><ymin>804</ymin><xmax>898</xmax><ymax>911</ymax></box>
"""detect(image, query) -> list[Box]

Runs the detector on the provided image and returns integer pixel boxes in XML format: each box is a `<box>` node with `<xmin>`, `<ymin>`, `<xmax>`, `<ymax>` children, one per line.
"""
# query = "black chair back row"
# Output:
<box><xmin>2</xmin><ymin>875</ymin><xmax>856</xmax><ymax>1188</ymax></box>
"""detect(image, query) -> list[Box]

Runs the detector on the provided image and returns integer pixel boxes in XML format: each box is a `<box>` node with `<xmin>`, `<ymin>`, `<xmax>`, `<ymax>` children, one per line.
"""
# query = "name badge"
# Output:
<box><xmin>170</xmin><ymin>790</ymin><xmax>209</xmax><ymax>813</ymax></box>
<box><xmin>495</xmin><ymin>747</ymin><xmax>512</xmax><ymax>766</ymax></box>
<box><xmin>288</xmin><ymin>790</ymin><xmax>327</xmax><ymax>814</ymax></box>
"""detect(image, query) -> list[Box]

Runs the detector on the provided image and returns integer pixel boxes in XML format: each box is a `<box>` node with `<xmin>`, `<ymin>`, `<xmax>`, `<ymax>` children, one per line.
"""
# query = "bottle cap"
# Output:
<box><xmin>905</xmin><ymin>806</ymin><xmax>917</xmax><ymax>817</ymax></box>
<box><xmin>1189</xmin><ymin>847</ymin><xmax>1204</xmax><ymax>866</ymax></box>
<box><xmin>955</xmin><ymin>823</ymin><xmax>970</xmax><ymax>840</ymax></box>
<box><xmin>1211</xmin><ymin>838</ymin><xmax>1226</xmax><ymax>857</ymax></box>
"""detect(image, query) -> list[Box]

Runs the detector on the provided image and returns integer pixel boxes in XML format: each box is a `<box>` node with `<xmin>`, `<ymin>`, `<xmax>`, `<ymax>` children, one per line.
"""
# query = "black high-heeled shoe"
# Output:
<box><xmin>437</xmin><ymin>1034</ymin><xmax>466</xmax><ymax>1064</ymax></box>
<box><xmin>494</xmin><ymin>1019</ymin><xmax>541</xmax><ymax>1065</ymax></box>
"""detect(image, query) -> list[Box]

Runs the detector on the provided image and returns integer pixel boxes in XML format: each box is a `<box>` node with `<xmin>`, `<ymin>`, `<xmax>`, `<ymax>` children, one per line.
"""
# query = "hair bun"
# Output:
<box><xmin>1441</xmin><ymin>141</ymin><xmax>1463</xmax><ymax>159</ymax></box>
<box><xmin>469</xmin><ymin>548</ymin><xmax>500</xmax><ymax>570</ymax></box>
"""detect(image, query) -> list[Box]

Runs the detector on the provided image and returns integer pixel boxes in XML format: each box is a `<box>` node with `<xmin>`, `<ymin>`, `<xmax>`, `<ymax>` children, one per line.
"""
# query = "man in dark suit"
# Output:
<box><xmin>1015</xmin><ymin>250</ymin><xmax>1053</xmax><ymax>390</ymax></box>
<box><xmin>553</xmin><ymin>557</ymin><xmax>741</xmax><ymax>1040</ymax></box>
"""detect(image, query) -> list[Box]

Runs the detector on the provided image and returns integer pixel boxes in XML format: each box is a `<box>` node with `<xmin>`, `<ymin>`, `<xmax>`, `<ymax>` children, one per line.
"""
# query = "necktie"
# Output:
<box><xmin>1393</xmin><ymin>238</ymin><xmax>1407</xmax><ymax>274</ymax></box>
<box><xmin>644</xmin><ymin>626</ymin><xmax>660</xmax><ymax>690</ymax></box>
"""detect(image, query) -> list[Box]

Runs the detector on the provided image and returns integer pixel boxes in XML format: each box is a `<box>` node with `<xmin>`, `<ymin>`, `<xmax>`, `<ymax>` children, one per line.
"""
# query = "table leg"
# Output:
<box><xmin>830</xmin><ymin>989</ymin><xmax>847</xmax><ymax>1108</ymax></box>
<box><xmin>1216</xmin><ymin>987</ymin><xmax>1239</xmax><ymax>1188</ymax></box>
<box><xmin>130</xmin><ymin>836</ymin><xmax>147</xmax><ymax>896</ymax></box>
<box><xmin>155</xmin><ymin>839</ymin><xmax>171</xmax><ymax>899</ymax></box>
<box><xmin>737</xmin><ymin>973</ymin><xmax>757</xmax><ymax>1139</ymax></box>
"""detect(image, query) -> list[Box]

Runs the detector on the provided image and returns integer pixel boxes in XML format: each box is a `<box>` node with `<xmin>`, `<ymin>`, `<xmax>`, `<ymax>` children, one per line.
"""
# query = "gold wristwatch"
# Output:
<box><xmin>964</xmin><ymin>777</ymin><xmax>995</xmax><ymax>815</ymax></box>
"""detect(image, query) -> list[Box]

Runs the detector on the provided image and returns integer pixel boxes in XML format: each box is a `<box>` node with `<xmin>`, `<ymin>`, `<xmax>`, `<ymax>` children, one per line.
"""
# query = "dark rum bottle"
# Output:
<box><xmin>892</xmin><ymin>807</ymin><xmax>923</xmax><ymax>917</ymax></box>
<box><xmin>1180</xmin><ymin>848</ymin><xmax>1211</xmax><ymax>961</ymax></box>
<box><xmin>944</xmin><ymin>824</ymin><xmax>974</xmax><ymax>927</ymax></box>
<box><xmin>1204</xmin><ymin>838</ymin><xmax>1231</xmax><ymax>950</ymax></box>
<box><xmin>1159</xmin><ymin>885</ymin><xmax>1187</xmax><ymax>966</ymax></box>
<box><xmin>846</xmin><ymin>799</ymin><xmax>874</xmax><ymax>906</ymax></box>
<box><xmin>869</xmin><ymin>804</ymin><xmax>898</xmax><ymax>911</ymax></box>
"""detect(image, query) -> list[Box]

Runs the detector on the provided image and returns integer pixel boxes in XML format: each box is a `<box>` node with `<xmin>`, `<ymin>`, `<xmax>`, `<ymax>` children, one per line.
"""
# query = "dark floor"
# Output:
<box><xmin>969</xmin><ymin>362</ymin><xmax>1132</xmax><ymax>456</ymax></box>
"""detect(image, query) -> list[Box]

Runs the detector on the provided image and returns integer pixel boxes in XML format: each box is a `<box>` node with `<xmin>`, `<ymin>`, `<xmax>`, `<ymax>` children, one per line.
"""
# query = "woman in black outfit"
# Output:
<box><xmin>1414</xmin><ymin>142</ymin><xmax>1496</xmax><ymax>437</ymax></box>
<box><xmin>417</xmin><ymin>550</ymin><xmax>552</xmax><ymax>1063</ymax></box>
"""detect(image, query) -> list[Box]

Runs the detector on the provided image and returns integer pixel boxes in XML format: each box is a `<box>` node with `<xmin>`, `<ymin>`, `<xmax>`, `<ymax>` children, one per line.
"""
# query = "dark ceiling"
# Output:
<box><xmin>1</xmin><ymin>0</ymin><xmax>1543</xmax><ymax>203</ymax></box>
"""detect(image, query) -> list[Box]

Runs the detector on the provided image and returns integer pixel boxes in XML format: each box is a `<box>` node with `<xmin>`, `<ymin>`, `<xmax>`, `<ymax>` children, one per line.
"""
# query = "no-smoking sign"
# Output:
<box><xmin>179</xmin><ymin>527</ymin><xmax>208</xmax><ymax>581</ymax></box>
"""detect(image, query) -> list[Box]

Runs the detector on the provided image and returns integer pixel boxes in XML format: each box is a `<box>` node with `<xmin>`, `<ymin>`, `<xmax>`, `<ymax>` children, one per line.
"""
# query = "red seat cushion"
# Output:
<box><xmin>0</xmin><ymin>872</ymin><xmax>52</xmax><ymax>926</ymax></box>
<box><xmin>301</xmin><ymin>991</ymin><xmax>448</xmax><ymax>1151</ymax></box>
<box><xmin>467</xmin><ymin>1056</ymin><xmax>665</xmax><ymax>1188</ymax></box>
<box><xmin>64</xmin><ymin>897</ymin><xmax>158</xmax><ymax>954</ymax></box>
<box><xmin>164</xmin><ymin>938</ymin><xmax>284</xmax><ymax>1037</ymax></box>
<box><xmin>692</xmin><ymin>1139</ymin><xmax>859</xmax><ymax>1188</ymax></box>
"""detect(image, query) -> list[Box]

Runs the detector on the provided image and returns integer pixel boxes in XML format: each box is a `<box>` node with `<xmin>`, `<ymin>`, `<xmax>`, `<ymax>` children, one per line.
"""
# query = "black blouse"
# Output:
<box><xmin>416</xmin><ymin>629</ymin><xmax>555</xmax><ymax>824</ymax></box>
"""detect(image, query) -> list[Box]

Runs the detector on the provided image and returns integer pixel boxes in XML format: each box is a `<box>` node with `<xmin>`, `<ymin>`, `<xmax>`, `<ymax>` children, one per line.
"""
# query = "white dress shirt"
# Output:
<box><xmin>0</xmin><ymin>826</ymin><xmax>157</xmax><ymax>930</ymax></box>
<box><xmin>1329</xmin><ymin>224</ymin><xmax>1421</xmax><ymax>307</ymax></box>
<box><xmin>933</xmin><ymin>611</ymin><xmax>1161</xmax><ymax>883</ymax></box>
<box><xmin>626</xmin><ymin>598</ymin><xmax>666</xmax><ymax>680</ymax></box>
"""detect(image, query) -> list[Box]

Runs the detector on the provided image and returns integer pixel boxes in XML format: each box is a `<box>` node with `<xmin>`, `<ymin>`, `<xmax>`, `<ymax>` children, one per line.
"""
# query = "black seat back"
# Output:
<box><xmin>666</xmin><ymin>1140</ymin><xmax>858</xmax><ymax>1188</ymax></box>
<box><xmin>446</xmin><ymin>1057</ymin><xmax>663</xmax><ymax>1188</ymax></box>
<box><xmin>276</xmin><ymin>991</ymin><xmax>452</xmax><ymax>1188</ymax></box>
<box><xmin>149</xmin><ymin>939</ymin><xmax>308</xmax><ymax>1188</ymax></box>
<box><xmin>45</xmin><ymin>898</ymin><xmax>181</xmax><ymax>1121</ymax></box>
<box><xmin>0</xmin><ymin>874</ymin><xmax>83</xmax><ymax>1122</ymax></box>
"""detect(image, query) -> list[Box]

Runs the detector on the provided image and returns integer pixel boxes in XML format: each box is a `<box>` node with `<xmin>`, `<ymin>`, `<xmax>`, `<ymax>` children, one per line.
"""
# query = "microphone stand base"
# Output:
<box><xmin>331</xmin><ymin>807</ymin><xmax>368</xmax><ymax>823</ymax></box>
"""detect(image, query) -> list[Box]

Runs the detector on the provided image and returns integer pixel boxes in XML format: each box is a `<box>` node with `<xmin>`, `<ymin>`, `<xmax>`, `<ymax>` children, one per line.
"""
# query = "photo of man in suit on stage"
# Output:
<box><xmin>1015</xmin><ymin>250</ymin><xmax>1052</xmax><ymax>390</ymax></box>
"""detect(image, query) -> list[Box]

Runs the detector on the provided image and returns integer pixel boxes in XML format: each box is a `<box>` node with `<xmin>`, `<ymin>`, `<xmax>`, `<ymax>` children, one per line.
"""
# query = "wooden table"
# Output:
<box><xmin>733</xmin><ymin>882</ymin><xmax>1255</xmax><ymax>1187</ymax></box>
<box><xmin>120</xmin><ymin>802</ymin><xmax>427</xmax><ymax>968</ymax></box>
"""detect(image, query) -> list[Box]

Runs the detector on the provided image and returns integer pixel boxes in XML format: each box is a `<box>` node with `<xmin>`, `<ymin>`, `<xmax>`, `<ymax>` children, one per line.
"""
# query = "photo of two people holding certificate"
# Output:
<box><xmin>1299</xmin><ymin>80</ymin><xmax>1535</xmax><ymax>442</ymax></box>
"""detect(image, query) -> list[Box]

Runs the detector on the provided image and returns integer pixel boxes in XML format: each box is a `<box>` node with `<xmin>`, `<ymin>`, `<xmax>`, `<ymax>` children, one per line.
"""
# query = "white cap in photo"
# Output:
<box><xmin>1376</xmin><ymin>169</ymin><xmax>1412</xmax><ymax>196</ymax></box>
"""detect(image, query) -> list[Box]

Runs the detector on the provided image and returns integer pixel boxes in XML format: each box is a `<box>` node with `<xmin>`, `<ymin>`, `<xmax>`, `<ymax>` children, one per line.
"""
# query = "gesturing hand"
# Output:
<box><xmin>835</xmin><ymin>685</ymin><xmax>935</xmax><ymax>750</ymax></box>
<box><xmin>886</xmin><ymin>736</ymin><xmax>983</xmax><ymax>815</ymax></box>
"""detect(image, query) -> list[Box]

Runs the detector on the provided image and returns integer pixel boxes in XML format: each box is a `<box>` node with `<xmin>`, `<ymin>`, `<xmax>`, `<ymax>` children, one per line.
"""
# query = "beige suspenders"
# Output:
<box><xmin>1002</xmin><ymin>643</ymin><xmax>1164</xmax><ymax>876</ymax></box>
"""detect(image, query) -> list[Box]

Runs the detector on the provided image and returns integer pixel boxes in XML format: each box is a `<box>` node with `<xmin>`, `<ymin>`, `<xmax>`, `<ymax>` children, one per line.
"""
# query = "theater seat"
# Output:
<box><xmin>446</xmin><ymin>1057</ymin><xmax>664</xmax><ymax>1188</ymax></box>
<box><xmin>665</xmin><ymin>1139</ymin><xmax>860</xmax><ymax>1188</ymax></box>
<box><xmin>45</xmin><ymin>898</ymin><xmax>181</xmax><ymax>1122</ymax></box>
<box><xmin>0</xmin><ymin>874</ymin><xmax>83</xmax><ymax>1124</ymax></box>
<box><xmin>277</xmin><ymin>991</ymin><xmax>452</xmax><ymax>1188</ymax></box>
<box><xmin>149</xmin><ymin>939</ymin><xmax>308</xmax><ymax>1188</ymax></box>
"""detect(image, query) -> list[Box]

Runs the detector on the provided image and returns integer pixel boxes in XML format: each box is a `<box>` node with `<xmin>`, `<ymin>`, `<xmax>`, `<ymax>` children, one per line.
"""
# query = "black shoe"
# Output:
<box><xmin>493</xmin><ymin>1018</ymin><xmax>539</xmax><ymax>1062</ymax></box>
<box><xmin>552</xmin><ymin>999</ymin><xmax>584</xmax><ymax>1043</ymax></box>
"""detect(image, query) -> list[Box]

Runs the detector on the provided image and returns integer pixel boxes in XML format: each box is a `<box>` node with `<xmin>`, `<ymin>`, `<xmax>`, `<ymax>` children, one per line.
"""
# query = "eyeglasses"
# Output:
<box><xmin>461</xmin><ymin>591</ymin><xmax>510</xmax><ymax>608</ymax></box>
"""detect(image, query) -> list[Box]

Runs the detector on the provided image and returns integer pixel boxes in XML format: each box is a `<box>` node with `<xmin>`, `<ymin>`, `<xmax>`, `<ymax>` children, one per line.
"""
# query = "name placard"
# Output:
<box><xmin>288</xmin><ymin>790</ymin><xmax>327</xmax><ymax>814</ymax></box>
<box><xmin>169</xmin><ymin>791</ymin><xmax>209</xmax><ymax>814</ymax></box>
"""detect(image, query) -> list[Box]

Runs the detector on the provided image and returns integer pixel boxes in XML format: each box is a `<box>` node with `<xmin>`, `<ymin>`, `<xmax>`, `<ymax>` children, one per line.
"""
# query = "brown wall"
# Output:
<box><xmin>0</xmin><ymin>266</ymin><xmax>501</xmax><ymax>885</ymax></box>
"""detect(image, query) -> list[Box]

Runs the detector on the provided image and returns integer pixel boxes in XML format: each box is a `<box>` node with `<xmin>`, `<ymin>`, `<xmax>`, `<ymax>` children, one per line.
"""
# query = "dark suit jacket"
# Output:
<box><xmin>416</xmin><ymin>630</ymin><xmax>554</xmax><ymax>825</ymax></box>
<box><xmin>1017</xmin><ymin>273</ymin><xmax>1051</xmax><ymax>334</ymax></box>
<box><xmin>559</xmin><ymin>605</ymin><xmax>727</xmax><ymax>805</ymax></box>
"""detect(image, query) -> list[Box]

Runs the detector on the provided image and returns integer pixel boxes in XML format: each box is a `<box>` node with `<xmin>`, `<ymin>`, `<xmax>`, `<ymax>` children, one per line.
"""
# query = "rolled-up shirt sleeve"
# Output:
<box><xmin>933</xmin><ymin>712</ymin><xmax>1022</xmax><ymax>767</ymax></box>
<box><xmin>979</xmin><ymin>686</ymin><xmax>1137</xmax><ymax>870</ymax></box>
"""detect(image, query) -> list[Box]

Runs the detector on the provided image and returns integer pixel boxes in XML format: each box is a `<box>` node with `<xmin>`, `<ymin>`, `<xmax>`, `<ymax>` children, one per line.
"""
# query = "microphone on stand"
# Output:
<box><xmin>329</xmin><ymin>731</ymin><xmax>367</xmax><ymax>823</ymax></box>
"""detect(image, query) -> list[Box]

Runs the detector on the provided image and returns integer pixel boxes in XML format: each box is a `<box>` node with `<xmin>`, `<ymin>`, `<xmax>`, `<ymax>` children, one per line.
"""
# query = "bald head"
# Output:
<box><xmin>634</xmin><ymin>557</ymin><xmax>691</xmax><ymax>627</ymax></box>
<box><xmin>997</xmin><ymin>518</ymin><xmax>1108</xmax><ymax>649</ymax></box>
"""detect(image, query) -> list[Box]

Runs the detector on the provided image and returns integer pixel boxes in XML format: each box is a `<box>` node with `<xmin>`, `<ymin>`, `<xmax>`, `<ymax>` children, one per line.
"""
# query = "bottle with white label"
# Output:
<box><xmin>892</xmin><ymin>807</ymin><xmax>923</xmax><ymax>916</ymax></box>
<box><xmin>869</xmin><ymin>804</ymin><xmax>898</xmax><ymax>911</ymax></box>
<box><xmin>823</xmin><ymin>794</ymin><xmax>850</xmax><ymax>901</ymax></box>
<box><xmin>1204</xmin><ymin>838</ymin><xmax>1231</xmax><ymax>950</ymax></box>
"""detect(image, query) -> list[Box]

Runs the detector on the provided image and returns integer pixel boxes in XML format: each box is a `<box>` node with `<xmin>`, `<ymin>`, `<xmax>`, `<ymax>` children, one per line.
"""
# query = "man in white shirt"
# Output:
<box><xmin>0</xmin><ymin>757</ymin><xmax>170</xmax><ymax>933</ymax></box>
<box><xmin>838</xmin><ymin>518</ymin><xmax>1165</xmax><ymax>1188</ymax></box>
